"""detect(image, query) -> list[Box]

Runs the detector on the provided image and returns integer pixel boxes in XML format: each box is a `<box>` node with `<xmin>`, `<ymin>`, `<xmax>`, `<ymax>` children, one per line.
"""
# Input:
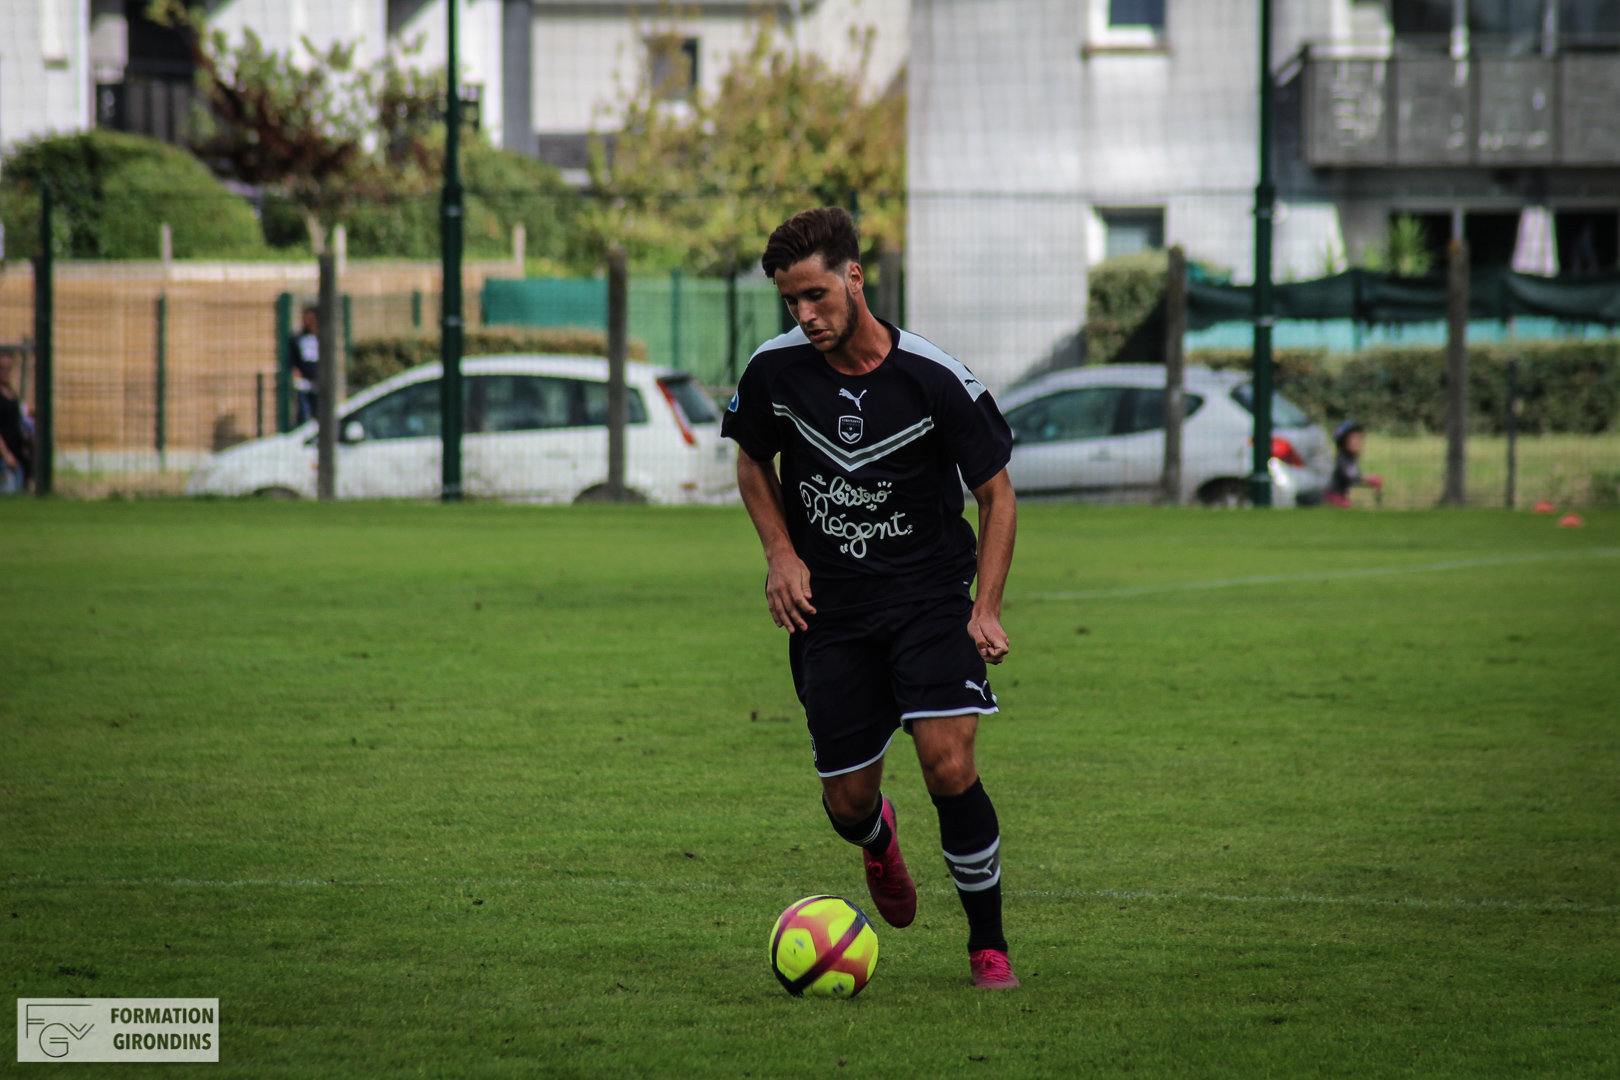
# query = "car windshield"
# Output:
<box><xmin>1230</xmin><ymin>384</ymin><xmax>1312</xmax><ymax>429</ymax></box>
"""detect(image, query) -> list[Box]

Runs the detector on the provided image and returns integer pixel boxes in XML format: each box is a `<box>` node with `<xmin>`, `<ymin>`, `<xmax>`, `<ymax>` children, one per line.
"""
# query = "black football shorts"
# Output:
<box><xmin>788</xmin><ymin>592</ymin><xmax>998</xmax><ymax>778</ymax></box>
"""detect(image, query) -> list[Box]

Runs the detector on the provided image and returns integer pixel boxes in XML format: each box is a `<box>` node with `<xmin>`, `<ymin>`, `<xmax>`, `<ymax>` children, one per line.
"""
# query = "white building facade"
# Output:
<box><xmin>908</xmin><ymin>0</ymin><xmax>1620</xmax><ymax>391</ymax></box>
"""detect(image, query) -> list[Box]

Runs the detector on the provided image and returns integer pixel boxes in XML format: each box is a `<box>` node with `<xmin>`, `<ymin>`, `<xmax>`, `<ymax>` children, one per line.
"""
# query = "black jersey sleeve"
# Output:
<box><xmin>937</xmin><ymin>377</ymin><xmax>1014</xmax><ymax>491</ymax></box>
<box><xmin>721</xmin><ymin>357</ymin><xmax>780</xmax><ymax>463</ymax></box>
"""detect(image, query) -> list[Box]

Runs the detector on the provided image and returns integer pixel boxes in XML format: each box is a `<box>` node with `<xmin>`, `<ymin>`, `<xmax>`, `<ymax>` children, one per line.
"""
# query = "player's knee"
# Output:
<box><xmin>919</xmin><ymin>751</ymin><xmax>977</xmax><ymax>796</ymax></box>
<box><xmin>822</xmin><ymin>784</ymin><xmax>880</xmax><ymax>825</ymax></box>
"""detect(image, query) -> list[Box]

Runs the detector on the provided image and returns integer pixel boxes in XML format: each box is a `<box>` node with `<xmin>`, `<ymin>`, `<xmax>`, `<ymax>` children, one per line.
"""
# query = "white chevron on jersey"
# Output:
<box><xmin>772</xmin><ymin>404</ymin><xmax>936</xmax><ymax>473</ymax></box>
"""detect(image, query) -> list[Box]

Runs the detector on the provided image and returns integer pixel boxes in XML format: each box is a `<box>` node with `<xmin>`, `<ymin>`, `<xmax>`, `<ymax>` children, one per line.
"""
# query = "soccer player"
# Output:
<box><xmin>722</xmin><ymin>207</ymin><xmax>1020</xmax><ymax>989</ymax></box>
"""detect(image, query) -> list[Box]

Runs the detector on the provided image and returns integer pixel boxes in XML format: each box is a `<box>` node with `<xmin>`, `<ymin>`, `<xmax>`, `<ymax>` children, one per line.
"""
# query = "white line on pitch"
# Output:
<box><xmin>1029</xmin><ymin>547</ymin><xmax>1620</xmax><ymax>602</ymax></box>
<box><xmin>13</xmin><ymin>874</ymin><xmax>1616</xmax><ymax>915</ymax></box>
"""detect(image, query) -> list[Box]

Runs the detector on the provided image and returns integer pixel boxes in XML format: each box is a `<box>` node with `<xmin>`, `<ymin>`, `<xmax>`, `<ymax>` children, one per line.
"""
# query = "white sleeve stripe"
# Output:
<box><xmin>749</xmin><ymin>325</ymin><xmax>808</xmax><ymax>361</ymax></box>
<box><xmin>896</xmin><ymin>329</ymin><xmax>988</xmax><ymax>400</ymax></box>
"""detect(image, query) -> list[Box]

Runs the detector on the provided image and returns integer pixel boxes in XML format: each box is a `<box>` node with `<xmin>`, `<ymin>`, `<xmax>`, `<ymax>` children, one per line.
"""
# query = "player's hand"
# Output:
<box><xmin>764</xmin><ymin>551</ymin><xmax>816</xmax><ymax>632</ymax></box>
<box><xmin>968</xmin><ymin>609</ymin><xmax>1010</xmax><ymax>665</ymax></box>
<box><xmin>1366</xmin><ymin>474</ymin><xmax>1384</xmax><ymax>488</ymax></box>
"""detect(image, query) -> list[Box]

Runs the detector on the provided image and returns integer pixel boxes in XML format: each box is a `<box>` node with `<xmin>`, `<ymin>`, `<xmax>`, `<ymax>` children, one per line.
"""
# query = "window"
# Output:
<box><xmin>1108</xmin><ymin>0</ymin><xmax>1164</xmax><ymax>30</ymax></box>
<box><xmin>647</xmin><ymin>35</ymin><xmax>699</xmax><ymax>102</ymax></box>
<box><xmin>577</xmin><ymin>380</ymin><xmax>649</xmax><ymax>427</ymax></box>
<box><xmin>1555</xmin><ymin>210</ymin><xmax>1618</xmax><ymax>275</ymax></box>
<box><xmin>468</xmin><ymin>375</ymin><xmax>575</xmax><ymax>433</ymax></box>
<box><xmin>658</xmin><ymin>375</ymin><xmax>720</xmax><ymax>425</ymax></box>
<box><xmin>1230</xmin><ymin>385</ymin><xmax>1312</xmax><ymax>429</ymax></box>
<box><xmin>1100</xmin><ymin>208</ymin><xmax>1165</xmax><ymax>260</ymax></box>
<box><xmin>1087</xmin><ymin>0</ymin><xmax>1167</xmax><ymax>53</ymax></box>
<box><xmin>1559</xmin><ymin>0</ymin><xmax>1620</xmax><ymax>39</ymax></box>
<box><xmin>349</xmin><ymin>380</ymin><xmax>443</xmax><ymax>441</ymax></box>
<box><xmin>1117</xmin><ymin>388</ymin><xmax>1205</xmax><ymax>436</ymax></box>
<box><xmin>1005</xmin><ymin>387</ymin><xmax>1126</xmax><ymax>445</ymax></box>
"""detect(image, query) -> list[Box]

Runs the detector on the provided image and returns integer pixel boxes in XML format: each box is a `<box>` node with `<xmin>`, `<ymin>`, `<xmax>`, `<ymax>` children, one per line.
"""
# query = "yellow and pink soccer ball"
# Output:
<box><xmin>769</xmin><ymin>895</ymin><xmax>879</xmax><ymax>998</ymax></box>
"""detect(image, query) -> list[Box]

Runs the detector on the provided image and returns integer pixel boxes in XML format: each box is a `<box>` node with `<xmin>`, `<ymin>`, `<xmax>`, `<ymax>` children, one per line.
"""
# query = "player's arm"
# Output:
<box><xmin>736</xmin><ymin>451</ymin><xmax>817</xmax><ymax>632</ymax></box>
<box><xmin>968</xmin><ymin>468</ymin><xmax>1016</xmax><ymax>664</ymax></box>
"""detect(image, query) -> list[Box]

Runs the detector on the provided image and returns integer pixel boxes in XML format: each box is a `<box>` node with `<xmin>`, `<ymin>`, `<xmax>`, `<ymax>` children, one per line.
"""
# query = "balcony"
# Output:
<box><xmin>1299</xmin><ymin>45</ymin><xmax>1620</xmax><ymax>168</ymax></box>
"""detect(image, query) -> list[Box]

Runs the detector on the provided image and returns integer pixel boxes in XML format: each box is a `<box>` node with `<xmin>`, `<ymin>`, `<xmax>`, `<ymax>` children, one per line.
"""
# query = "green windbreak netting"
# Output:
<box><xmin>1188</xmin><ymin>268</ymin><xmax>1620</xmax><ymax>329</ymax></box>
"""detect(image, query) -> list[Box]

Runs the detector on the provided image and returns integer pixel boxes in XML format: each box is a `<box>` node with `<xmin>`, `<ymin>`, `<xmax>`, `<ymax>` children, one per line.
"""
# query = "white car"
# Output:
<box><xmin>186</xmin><ymin>355</ymin><xmax>736</xmax><ymax>503</ymax></box>
<box><xmin>996</xmin><ymin>364</ymin><xmax>1331</xmax><ymax>506</ymax></box>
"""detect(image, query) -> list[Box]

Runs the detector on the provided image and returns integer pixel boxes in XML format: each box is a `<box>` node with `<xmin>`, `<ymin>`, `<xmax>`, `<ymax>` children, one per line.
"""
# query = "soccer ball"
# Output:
<box><xmin>769</xmin><ymin>895</ymin><xmax>879</xmax><ymax>998</ymax></box>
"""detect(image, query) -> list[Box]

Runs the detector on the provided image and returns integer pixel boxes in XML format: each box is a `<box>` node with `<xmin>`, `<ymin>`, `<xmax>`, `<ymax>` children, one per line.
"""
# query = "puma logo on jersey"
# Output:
<box><xmin>838</xmin><ymin>387</ymin><xmax>869</xmax><ymax>411</ymax></box>
<box><xmin>964</xmin><ymin>678</ymin><xmax>990</xmax><ymax>701</ymax></box>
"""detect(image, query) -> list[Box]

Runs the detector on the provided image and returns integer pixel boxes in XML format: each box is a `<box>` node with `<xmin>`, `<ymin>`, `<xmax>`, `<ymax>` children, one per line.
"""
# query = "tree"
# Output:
<box><xmin>148</xmin><ymin>0</ymin><xmax>396</xmax><ymax>250</ymax></box>
<box><xmin>586</xmin><ymin>23</ymin><xmax>905</xmax><ymax>278</ymax></box>
<box><xmin>147</xmin><ymin>1</ymin><xmax>581</xmax><ymax>266</ymax></box>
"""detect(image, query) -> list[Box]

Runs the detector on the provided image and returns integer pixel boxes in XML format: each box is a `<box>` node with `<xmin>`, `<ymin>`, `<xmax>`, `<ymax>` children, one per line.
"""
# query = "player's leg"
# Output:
<box><xmin>793</xmin><ymin>616</ymin><xmax>916</xmax><ymax>928</ymax></box>
<box><xmin>893</xmin><ymin>596</ymin><xmax>1019</xmax><ymax>988</ymax></box>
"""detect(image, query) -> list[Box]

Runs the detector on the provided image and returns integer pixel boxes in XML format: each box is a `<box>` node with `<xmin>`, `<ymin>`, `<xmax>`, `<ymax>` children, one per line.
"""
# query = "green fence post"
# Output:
<box><xmin>155</xmin><ymin>293</ymin><xmax>168</xmax><ymax>470</ymax></box>
<box><xmin>725</xmin><ymin>269</ymin><xmax>739</xmax><ymax>382</ymax></box>
<box><xmin>411</xmin><ymin>289</ymin><xmax>423</xmax><ymax>329</ymax></box>
<box><xmin>34</xmin><ymin>182</ymin><xmax>54</xmax><ymax>496</ymax></box>
<box><xmin>274</xmin><ymin>292</ymin><xmax>293</xmax><ymax>432</ymax></box>
<box><xmin>670</xmin><ymin>268</ymin><xmax>682</xmax><ymax>369</ymax></box>
<box><xmin>1248</xmin><ymin>0</ymin><xmax>1276</xmax><ymax>508</ymax></box>
<box><xmin>255</xmin><ymin>372</ymin><xmax>265</xmax><ymax>439</ymax></box>
<box><xmin>342</xmin><ymin>293</ymin><xmax>353</xmax><ymax>389</ymax></box>
<box><xmin>439</xmin><ymin>0</ymin><xmax>465</xmax><ymax>502</ymax></box>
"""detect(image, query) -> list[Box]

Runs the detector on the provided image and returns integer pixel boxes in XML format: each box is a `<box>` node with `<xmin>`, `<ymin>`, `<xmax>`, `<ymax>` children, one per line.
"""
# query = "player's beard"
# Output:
<box><xmin>811</xmin><ymin>286</ymin><xmax>859</xmax><ymax>355</ymax></box>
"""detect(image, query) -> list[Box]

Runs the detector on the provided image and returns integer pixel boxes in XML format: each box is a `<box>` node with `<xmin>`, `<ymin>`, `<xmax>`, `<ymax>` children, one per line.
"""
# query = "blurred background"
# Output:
<box><xmin>0</xmin><ymin>0</ymin><xmax>1616</xmax><ymax>507</ymax></box>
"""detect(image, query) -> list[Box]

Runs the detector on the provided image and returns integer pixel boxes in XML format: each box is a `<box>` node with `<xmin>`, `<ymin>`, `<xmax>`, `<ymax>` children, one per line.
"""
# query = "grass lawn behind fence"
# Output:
<box><xmin>2</xmin><ymin>501</ymin><xmax>1617</xmax><ymax>1079</ymax></box>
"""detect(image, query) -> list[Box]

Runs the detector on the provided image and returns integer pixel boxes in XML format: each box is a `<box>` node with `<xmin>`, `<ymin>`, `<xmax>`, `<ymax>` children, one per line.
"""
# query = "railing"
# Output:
<box><xmin>1296</xmin><ymin>44</ymin><xmax>1620</xmax><ymax>167</ymax></box>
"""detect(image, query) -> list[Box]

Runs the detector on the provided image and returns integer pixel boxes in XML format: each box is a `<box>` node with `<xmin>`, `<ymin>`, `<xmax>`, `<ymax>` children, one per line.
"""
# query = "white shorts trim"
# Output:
<box><xmin>814</xmin><ymin>731</ymin><xmax>897</xmax><ymax>779</ymax></box>
<box><xmin>899</xmin><ymin>705</ymin><xmax>1000</xmax><ymax>722</ymax></box>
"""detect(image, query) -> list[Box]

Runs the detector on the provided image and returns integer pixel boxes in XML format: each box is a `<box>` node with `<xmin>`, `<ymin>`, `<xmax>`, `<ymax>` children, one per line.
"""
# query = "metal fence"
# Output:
<box><xmin>2</xmin><ymin>189</ymin><xmax>1617</xmax><ymax>508</ymax></box>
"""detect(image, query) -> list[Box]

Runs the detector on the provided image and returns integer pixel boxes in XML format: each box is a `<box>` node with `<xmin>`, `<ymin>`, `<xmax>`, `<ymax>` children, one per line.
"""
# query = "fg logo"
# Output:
<box><xmin>24</xmin><ymin>1002</ymin><xmax>95</xmax><ymax>1058</ymax></box>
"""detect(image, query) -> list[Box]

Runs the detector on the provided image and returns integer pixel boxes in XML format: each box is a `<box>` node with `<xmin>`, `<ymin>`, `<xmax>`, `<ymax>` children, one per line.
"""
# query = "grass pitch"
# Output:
<box><xmin>3</xmin><ymin>501</ymin><xmax>1617</xmax><ymax>1079</ymax></box>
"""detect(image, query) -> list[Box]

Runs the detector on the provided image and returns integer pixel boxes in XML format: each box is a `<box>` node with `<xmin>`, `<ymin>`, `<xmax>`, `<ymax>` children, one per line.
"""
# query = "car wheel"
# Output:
<box><xmin>253</xmin><ymin>486</ymin><xmax>303</xmax><ymax>500</ymax></box>
<box><xmin>572</xmin><ymin>484</ymin><xmax>649</xmax><ymax>505</ymax></box>
<box><xmin>1197</xmin><ymin>478</ymin><xmax>1250</xmax><ymax>509</ymax></box>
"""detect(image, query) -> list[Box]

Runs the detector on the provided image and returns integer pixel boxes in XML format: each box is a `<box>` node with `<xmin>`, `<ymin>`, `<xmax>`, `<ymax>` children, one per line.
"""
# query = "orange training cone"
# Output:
<box><xmin>1558</xmin><ymin>514</ymin><xmax>1584</xmax><ymax>528</ymax></box>
<box><xmin>1534</xmin><ymin>500</ymin><xmax>1557</xmax><ymax>514</ymax></box>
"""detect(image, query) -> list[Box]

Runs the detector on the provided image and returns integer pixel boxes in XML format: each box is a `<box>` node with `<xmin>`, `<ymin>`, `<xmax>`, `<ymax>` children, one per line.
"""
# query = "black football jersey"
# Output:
<box><xmin>722</xmin><ymin>321</ymin><xmax>1013</xmax><ymax>614</ymax></box>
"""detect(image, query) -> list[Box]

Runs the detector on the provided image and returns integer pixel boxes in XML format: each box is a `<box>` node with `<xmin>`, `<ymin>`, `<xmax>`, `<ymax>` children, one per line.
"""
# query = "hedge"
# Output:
<box><xmin>260</xmin><ymin>142</ymin><xmax>582</xmax><ymax>263</ymax></box>
<box><xmin>1085</xmin><ymin>250</ymin><xmax>1169</xmax><ymax>366</ymax></box>
<box><xmin>350</xmin><ymin>327</ymin><xmax>650</xmax><ymax>391</ymax></box>
<box><xmin>1188</xmin><ymin>341</ymin><xmax>1620</xmax><ymax>435</ymax></box>
<box><xmin>0</xmin><ymin>130</ymin><xmax>264</xmax><ymax>259</ymax></box>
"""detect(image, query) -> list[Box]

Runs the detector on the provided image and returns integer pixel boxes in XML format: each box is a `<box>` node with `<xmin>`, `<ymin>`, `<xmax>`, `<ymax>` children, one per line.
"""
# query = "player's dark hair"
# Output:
<box><xmin>761</xmin><ymin>207</ymin><xmax>861</xmax><ymax>278</ymax></box>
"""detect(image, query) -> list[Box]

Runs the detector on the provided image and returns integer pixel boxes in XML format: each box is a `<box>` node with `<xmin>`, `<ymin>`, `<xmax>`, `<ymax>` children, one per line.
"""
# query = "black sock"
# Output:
<box><xmin>932</xmin><ymin>778</ymin><xmax>1007</xmax><ymax>953</ymax></box>
<box><xmin>824</xmin><ymin>794</ymin><xmax>892</xmax><ymax>855</ymax></box>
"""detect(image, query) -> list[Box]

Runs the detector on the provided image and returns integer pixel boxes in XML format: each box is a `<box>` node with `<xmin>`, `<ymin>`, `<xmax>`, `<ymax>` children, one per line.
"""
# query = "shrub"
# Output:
<box><xmin>1188</xmin><ymin>341</ymin><xmax>1620</xmax><ymax>435</ymax></box>
<box><xmin>1</xmin><ymin>130</ymin><xmax>263</xmax><ymax>259</ymax></box>
<box><xmin>350</xmin><ymin>327</ymin><xmax>650</xmax><ymax>390</ymax></box>
<box><xmin>325</xmin><ymin>142</ymin><xmax>582</xmax><ymax>263</ymax></box>
<box><xmin>1085</xmin><ymin>251</ymin><xmax>1169</xmax><ymax>366</ymax></box>
<box><xmin>461</xmin><ymin>142</ymin><xmax>583</xmax><ymax>266</ymax></box>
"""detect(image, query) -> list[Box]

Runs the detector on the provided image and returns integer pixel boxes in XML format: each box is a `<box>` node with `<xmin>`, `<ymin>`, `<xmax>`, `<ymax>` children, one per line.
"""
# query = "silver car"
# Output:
<box><xmin>185</xmin><ymin>355</ymin><xmax>736</xmax><ymax>503</ymax></box>
<box><xmin>996</xmin><ymin>364</ymin><xmax>1331</xmax><ymax>506</ymax></box>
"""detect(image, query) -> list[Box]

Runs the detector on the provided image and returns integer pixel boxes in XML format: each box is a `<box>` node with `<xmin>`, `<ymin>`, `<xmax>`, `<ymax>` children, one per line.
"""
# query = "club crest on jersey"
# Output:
<box><xmin>837</xmin><ymin>415</ymin><xmax>864</xmax><ymax>444</ymax></box>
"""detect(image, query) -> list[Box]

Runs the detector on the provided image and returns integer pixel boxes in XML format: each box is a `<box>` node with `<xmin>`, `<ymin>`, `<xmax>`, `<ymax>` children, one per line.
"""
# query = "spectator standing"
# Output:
<box><xmin>292</xmin><ymin>306</ymin><xmax>320</xmax><ymax>424</ymax></box>
<box><xmin>0</xmin><ymin>349</ymin><xmax>32</xmax><ymax>494</ymax></box>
